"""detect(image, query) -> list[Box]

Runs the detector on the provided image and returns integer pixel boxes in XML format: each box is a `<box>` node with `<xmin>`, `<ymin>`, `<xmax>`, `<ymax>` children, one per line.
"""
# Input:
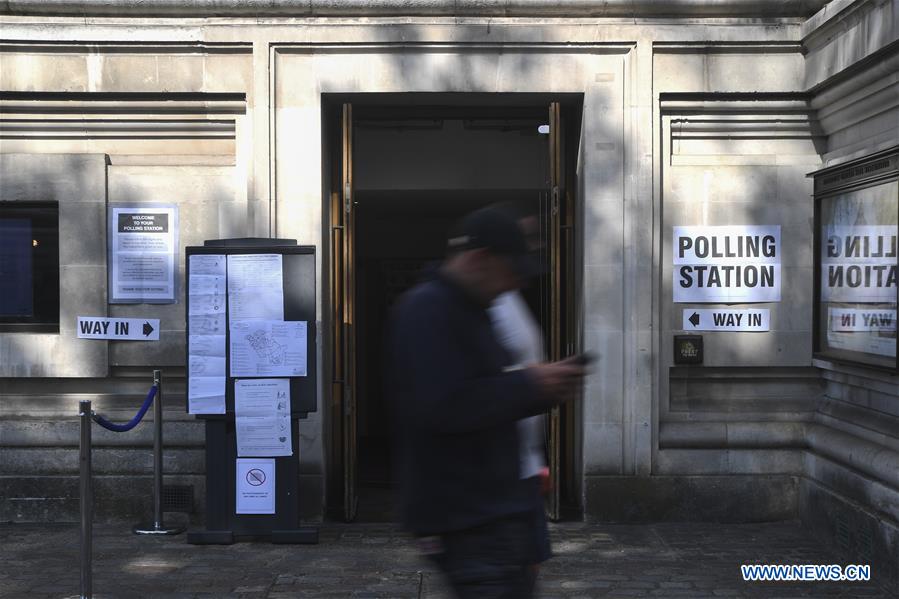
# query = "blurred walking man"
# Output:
<box><xmin>388</xmin><ymin>206</ymin><xmax>585</xmax><ymax>598</ymax></box>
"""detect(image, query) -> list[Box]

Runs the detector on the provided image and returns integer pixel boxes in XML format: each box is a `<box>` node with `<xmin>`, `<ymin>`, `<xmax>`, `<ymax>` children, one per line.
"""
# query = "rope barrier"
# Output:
<box><xmin>91</xmin><ymin>385</ymin><xmax>157</xmax><ymax>433</ymax></box>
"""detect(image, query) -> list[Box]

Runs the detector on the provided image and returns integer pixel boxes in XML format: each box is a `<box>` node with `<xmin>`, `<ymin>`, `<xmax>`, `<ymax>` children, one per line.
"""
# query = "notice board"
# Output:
<box><xmin>185</xmin><ymin>239</ymin><xmax>317</xmax><ymax>544</ymax></box>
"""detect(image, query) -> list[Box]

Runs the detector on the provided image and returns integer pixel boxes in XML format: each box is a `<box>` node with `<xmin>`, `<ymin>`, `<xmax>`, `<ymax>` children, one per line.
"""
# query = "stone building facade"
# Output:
<box><xmin>1</xmin><ymin>0</ymin><xmax>897</xmax><ymax>589</ymax></box>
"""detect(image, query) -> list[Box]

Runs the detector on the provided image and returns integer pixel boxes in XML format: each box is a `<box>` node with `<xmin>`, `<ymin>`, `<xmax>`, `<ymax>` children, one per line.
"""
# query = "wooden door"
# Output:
<box><xmin>547</xmin><ymin>101</ymin><xmax>576</xmax><ymax>520</ymax></box>
<box><xmin>330</xmin><ymin>104</ymin><xmax>358</xmax><ymax>522</ymax></box>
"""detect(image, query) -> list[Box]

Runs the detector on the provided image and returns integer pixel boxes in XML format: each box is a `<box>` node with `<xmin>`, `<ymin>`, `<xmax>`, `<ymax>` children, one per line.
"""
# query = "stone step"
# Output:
<box><xmin>0</xmin><ymin>447</ymin><xmax>205</xmax><ymax>475</ymax></box>
<box><xmin>0</xmin><ymin>394</ymin><xmax>194</xmax><ymax>418</ymax></box>
<box><xmin>0</xmin><ymin>377</ymin><xmax>186</xmax><ymax>401</ymax></box>
<box><xmin>0</xmin><ymin>475</ymin><xmax>206</xmax><ymax>523</ymax></box>
<box><xmin>0</xmin><ymin>418</ymin><xmax>205</xmax><ymax>447</ymax></box>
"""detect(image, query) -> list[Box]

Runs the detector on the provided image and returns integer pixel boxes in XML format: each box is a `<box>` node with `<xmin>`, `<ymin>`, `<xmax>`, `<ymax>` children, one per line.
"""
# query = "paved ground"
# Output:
<box><xmin>0</xmin><ymin>520</ymin><xmax>892</xmax><ymax>598</ymax></box>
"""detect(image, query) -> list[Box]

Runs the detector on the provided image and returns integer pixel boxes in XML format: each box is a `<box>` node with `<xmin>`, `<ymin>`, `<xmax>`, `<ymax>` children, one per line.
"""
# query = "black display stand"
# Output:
<box><xmin>185</xmin><ymin>238</ymin><xmax>318</xmax><ymax>545</ymax></box>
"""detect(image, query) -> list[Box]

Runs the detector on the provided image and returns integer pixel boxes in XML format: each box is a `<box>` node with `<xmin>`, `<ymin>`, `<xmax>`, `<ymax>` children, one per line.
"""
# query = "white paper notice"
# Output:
<box><xmin>188</xmin><ymin>377</ymin><xmax>226</xmax><ymax>414</ymax></box>
<box><xmin>188</xmin><ymin>256</ymin><xmax>226</xmax><ymax>317</ymax></box>
<box><xmin>188</xmin><ymin>293</ymin><xmax>226</xmax><ymax>317</ymax></box>
<box><xmin>188</xmin><ymin>253</ymin><xmax>227</xmax><ymax>415</ymax></box>
<box><xmin>189</xmin><ymin>335</ymin><xmax>227</xmax><ymax>358</ymax></box>
<box><xmin>236</xmin><ymin>458</ymin><xmax>276</xmax><ymax>514</ymax></box>
<box><xmin>235</xmin><ymin>378</ymin><xmax>292</xmax><ymax>457</ymax></box>
<box><xmin>189</xmin><ymin>313</ymin><xmax>226</xmax><ymax>335</ymax></box>
<box><xmin>189</xmin><ymin>355</ymin><xmax>226</xmax><ymax>376</ymax></box>
<box><xmin>227</xmin><ymin>254</ymin><xmax>284</xmax><ymax>321</ymax></box>
<box><xmin>229</xmin><ymin>320</ymin><xmax>308</xmax><ymax>377</ymax></box>
<box><xmin>109</xmin><ymin>205</ymin><xmax>178</xmax><ymax>303</ymax></box>
<box><xmin>191</xmin><ymin>254</ymin><xmax>226</xmax><ymax>276</ymax></box>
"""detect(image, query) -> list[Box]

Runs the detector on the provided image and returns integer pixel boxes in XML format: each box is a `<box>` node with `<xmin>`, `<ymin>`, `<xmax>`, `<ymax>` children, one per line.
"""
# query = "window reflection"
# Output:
<box><xmin>818</xmin><ymin>181</ymin><xmax>898</xmax><ymax>367</ymax></box>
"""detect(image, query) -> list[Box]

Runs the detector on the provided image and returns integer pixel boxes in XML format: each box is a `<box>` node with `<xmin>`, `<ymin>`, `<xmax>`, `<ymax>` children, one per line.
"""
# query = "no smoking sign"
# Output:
<box><xmin>236</xmin><ymin>459</ymin><xmax>275</xmax><ymax>514</ymax></box>
<box><xmin>246</xmin><ymin>468</ymin><xmax>266</xmax><ymax>486</ymax></box>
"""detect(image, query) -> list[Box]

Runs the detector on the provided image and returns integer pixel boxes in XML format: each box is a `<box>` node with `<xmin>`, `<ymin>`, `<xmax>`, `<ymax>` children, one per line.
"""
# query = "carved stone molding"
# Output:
<box><xmin>659</xmin><ymin>93</ymin><xmax>824</xmax><ymax>163</ymax></box>
<box><xmin>0</xmin><ymin>0</ymin><xmax>830</xmax><ymax>19</ymax></box>
<box><xmin>0</xmin><ymin>93</ymin><xmax>245</xmax><ymax>140</ymax></box>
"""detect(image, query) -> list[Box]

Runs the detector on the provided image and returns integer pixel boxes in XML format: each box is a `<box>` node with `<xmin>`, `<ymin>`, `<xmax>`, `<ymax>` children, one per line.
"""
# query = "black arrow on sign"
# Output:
<box><xmin>143</xmin><ymin>322</ymin><xmax>154</xmax><ymax>337</ymax></box>
<box><xmin>688</xmin><ymin>312</ymin><xmax>700</xmax><ymax>327</ymax></box>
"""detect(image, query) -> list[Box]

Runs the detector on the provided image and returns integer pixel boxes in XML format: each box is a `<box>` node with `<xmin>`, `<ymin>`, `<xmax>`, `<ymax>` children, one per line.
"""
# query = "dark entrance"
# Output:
<box><xmin>325</xmin><ymin>94</ymin><xmax>583</xmax><ymax>522</ymax></box>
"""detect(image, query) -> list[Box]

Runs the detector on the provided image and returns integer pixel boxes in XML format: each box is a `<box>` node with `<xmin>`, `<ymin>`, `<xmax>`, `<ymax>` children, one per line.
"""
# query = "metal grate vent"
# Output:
<box><xmin>856</xmin><ymin>526</ymin><xmax>873</xmax><ymax>562</ymax></box>
<box><xmin>835</xmin><ymin>514</ymin><xmax>851</xmax><ymax>553</ymax></box>
<box><xmin>162</xmin><ymin>484</ymin><xmax>194</xmax><ymax>513</ymax></box>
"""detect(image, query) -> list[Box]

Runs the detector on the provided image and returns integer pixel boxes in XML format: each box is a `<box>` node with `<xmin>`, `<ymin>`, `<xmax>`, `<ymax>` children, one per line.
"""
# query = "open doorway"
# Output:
<box><xmin>325</xmin><ymin>95</ymin><xmax>583</xmax><ymax>522</ymax></box>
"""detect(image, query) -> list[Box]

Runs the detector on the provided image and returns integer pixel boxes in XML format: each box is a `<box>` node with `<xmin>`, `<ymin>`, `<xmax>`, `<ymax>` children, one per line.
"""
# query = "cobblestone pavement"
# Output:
<box><xmin>0</xmin><ymin>520</ymin><xmax>891</xmax><ymax>598</ymax></box>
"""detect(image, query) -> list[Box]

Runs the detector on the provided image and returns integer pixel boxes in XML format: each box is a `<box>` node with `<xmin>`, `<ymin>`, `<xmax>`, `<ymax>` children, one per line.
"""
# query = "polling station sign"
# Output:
<box><xmin>673</xmin><ymin>225</ymin><xmax>781</xmax><ymax>303</ymax></box>
<box><xmin>108</xmin><ymin>204</ymin><xmax>178</xmax><ymax>304</ymax></box>
<box><xmin>821</xmin><ymin>225</ymin><xmax>897</xmax><ymax>303</ymax></box>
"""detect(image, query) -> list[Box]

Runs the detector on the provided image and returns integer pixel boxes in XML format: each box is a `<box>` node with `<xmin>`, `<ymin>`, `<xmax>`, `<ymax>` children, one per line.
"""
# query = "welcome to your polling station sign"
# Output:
<box><xmin>673</xmin><ymin>225</ymin><xmax>781</xmax><ymax>303</ymax></box>
<box><xmin>108</xmin><ymin>204</ymin><xmax>178</xmax><ymax>304</ymax></box>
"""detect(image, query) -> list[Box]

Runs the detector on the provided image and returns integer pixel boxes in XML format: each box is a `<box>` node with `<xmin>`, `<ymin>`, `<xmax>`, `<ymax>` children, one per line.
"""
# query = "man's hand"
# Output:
<box><xmin>527</xmin><ymin>357</ymin><xmax>587</xmax><ymax>404</ymax></box>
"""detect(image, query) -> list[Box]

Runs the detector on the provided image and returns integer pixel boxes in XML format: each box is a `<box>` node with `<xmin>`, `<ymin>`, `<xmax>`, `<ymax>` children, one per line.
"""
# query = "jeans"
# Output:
<box><xmin>424</xmin><ymin>514</ymin><xmax>537</xmax><ymax>599</ymax></box>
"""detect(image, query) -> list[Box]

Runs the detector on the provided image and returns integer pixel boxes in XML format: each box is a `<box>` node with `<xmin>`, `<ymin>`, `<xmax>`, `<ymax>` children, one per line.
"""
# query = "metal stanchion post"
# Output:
<box><xmin>134</xmin><ymin>370</ymin><xmax>185</xmax><ymax>535</ymax></box>
<box><xmin>79</xmin><ymin>400</ymin><xmax>93</xmax><ymax>599</ymax></box>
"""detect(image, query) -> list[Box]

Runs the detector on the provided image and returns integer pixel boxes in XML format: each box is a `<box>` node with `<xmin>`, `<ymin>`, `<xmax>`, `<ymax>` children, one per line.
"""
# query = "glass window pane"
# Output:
<box><xmin>818</xmin><ymin>181</ymin><xmax>898</xmax><ymax>368</ymax></box>
<box><xmin>0</xmin><ymin>202</ymin><xmax>59</xmax><ymax>331</ymax></box>
<box><xmin>0</xmin><ymin>218</ymin><xmax>34</xmax><ymax>317</ymax></box>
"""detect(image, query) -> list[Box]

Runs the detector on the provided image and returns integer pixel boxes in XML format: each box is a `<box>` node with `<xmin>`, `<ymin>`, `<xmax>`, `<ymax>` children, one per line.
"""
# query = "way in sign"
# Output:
<box><xmin>829</xmin><ymin>308</ymin><xmax>896</xmax><ymax>333</ymax></box>
<box><xmin>81</xmin><ymin>320</ymin><xmax>126</xmax><ymax>336</ymax></box>
<box><xmin>714</xmin><ymin>312</ymin><xmax>762</xmax><ymax>327</ymax></box>
<box><xmin>844</xmin><ymin>312</ymin><xmax>893</xmax><ymax>328</ymax></box>
<box><xmin>76</xmin><ymin>316</ymin><xmax>160</xmax><ymax>341</ymax></box>
<box><xmin>683</xmin><ymin>309</ymin><xmax>770</xmax><ymax>332</ymax></box>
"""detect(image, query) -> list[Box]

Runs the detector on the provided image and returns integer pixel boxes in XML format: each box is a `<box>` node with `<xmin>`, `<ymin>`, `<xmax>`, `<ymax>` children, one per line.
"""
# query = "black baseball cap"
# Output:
<box><xmin>447</xmin><ymin>206</ymin><xmax>542</xmax><ymax>278</ymax></box>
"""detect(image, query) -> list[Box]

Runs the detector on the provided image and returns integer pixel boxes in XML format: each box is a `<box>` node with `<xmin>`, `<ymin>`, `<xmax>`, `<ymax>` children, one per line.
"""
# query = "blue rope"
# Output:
<box><xmin>92</xmin><ymin>385</ymin><xmax>157</xmax><ymax>433</ymax></box>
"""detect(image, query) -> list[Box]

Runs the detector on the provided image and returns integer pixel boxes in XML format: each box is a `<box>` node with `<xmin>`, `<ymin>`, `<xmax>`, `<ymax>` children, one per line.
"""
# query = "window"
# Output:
<box><xmin>0</xmin><ymin>202</ymin><xmax>60</xmax><ymax>332</ymax></box>
<box><xmin>814</xmin><ymin>149</ymin><xmax>898</xmax><ymax>370</ymax></box>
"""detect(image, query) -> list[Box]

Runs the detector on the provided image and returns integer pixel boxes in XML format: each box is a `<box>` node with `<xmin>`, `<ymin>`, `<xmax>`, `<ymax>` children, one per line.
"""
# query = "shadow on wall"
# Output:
<box><xmin>0</xmin><ymin>153</ymin><xmax>239</xmax><ymax>376</ymax></box>
<box><xmin>0</xmin><ymin>153</ymin><xmax>109</xmax><ymax>377</ymax></box>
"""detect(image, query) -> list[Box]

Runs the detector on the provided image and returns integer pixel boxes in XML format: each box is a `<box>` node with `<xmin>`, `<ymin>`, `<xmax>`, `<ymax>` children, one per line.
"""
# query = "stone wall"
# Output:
<box><xmin>800</xmin><ymin>0</ymin><xmax>899</xmax><ymax>591</ymax></box>
<box><xmin>0</xmin><ymin>50</ymin><xmax>252</xmax><ymax>520</ymax></box>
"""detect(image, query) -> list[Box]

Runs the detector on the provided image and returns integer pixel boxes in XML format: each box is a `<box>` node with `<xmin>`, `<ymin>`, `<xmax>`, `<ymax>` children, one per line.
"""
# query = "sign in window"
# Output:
<box><xmin>815</xmin><ymin>165</ymin><xmax>898</xmax><ymax>369</ymax></box>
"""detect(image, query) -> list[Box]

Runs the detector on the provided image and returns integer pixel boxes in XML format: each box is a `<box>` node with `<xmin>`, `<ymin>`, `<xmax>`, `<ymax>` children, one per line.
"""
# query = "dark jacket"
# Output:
<box><xmin>388</xmin><ymin>270</ymin><xmax>546</xmax><ymax>535</ymax></box>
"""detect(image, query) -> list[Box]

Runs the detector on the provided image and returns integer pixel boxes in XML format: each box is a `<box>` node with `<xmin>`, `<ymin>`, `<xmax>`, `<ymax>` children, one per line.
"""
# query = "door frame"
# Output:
<box><xmin>324</xmin><ymin>93</ymin><xmax>584</xmax><ymax>522</ymax></box>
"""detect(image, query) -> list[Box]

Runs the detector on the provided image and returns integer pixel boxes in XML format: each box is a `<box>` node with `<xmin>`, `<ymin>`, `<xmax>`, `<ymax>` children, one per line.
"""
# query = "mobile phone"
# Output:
<box><xmin>571</xmin><ymin>352</ymin><xmax>597</xmax><ymax>366</ymax></box>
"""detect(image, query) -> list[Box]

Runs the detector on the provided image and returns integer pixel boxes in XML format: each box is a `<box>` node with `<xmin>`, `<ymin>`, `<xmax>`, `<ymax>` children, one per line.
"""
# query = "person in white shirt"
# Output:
<box><xmin>488</xmin><ymin>210</ymin><xmax>552</xmax><ymax>568</ymax></box>
<box><xmin>489</xmin><ymin>290</ymin><xmax>547</xmax><ymax>483</ymax></box>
